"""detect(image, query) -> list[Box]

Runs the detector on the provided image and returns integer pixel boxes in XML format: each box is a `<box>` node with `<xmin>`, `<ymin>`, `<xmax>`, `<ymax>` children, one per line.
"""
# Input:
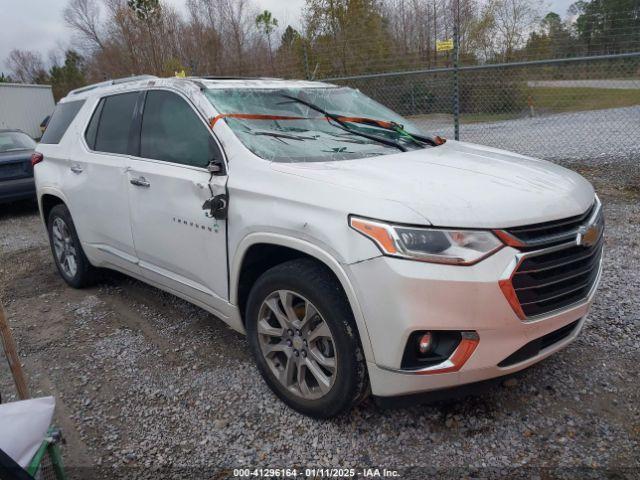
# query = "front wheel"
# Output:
<box><xmin>246</xmin><ymin>259</ymin><xmax>369</xmax><ymax>418</ymax></box>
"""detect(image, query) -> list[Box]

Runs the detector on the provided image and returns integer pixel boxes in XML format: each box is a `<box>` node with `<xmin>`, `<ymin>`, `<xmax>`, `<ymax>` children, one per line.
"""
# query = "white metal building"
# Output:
<box><xmin>0</xmin><ymin>83</ymin><xmax>56</xmax><ymax>139</ymax></box>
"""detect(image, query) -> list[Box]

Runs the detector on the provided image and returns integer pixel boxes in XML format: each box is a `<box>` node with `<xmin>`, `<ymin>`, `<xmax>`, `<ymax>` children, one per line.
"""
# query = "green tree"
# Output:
<box><xmin>277</xmin><ymin>25</ymin><xmax>311</xmax><ymax>78</ymax></box>
<box><xmin>304</xmin><ymin>0</ymin><xmax>392</xmax><ymax>77</ymax></box>
<box><xmin>541</xmin><ymin>12</ymin><xmax>562</xmax><ymax>34</ymax></box>
<box><xmin>0</xmin><ymin>73</ymin><xmax>11</xmax><ymax>83</ymax></box>
<box><xmin>570</xmin><ymin>0</ymin><xmax>640</xmax><ymax>54</ymax></box>
<box><xmin>256</xmin><ymin>10</ymin><xmax>279</xmax><ymax>73</ymax></box>
<box><xmin>524</xmin><ymin>12</ymin><xmax>576</xmax><ymax>59</ymax></box>
<box><xmin>281</xmin><ymin>25</ymin><xmax>301</xmax><ymax>48</ymax></box>
<box><xmin>49</xmin><ymin>50</ymin><xmax>86</xmax><ymax>101</ymax></box>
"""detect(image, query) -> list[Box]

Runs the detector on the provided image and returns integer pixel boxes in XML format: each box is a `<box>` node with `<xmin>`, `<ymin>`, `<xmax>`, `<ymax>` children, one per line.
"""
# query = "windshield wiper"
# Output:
<box><xmin>251</xmin><ymin>130</ymin><xmax>317</xmax><ymax>141</ymax></box>
<box><xmin>320</xmin><ymin>115</ymin><xmax>436</xmax><ymax>148</ymax></box>
<box><xmin>279</xmin><ymin>94</ymin><xmax>408</xmax><ymax>153</ymax></box>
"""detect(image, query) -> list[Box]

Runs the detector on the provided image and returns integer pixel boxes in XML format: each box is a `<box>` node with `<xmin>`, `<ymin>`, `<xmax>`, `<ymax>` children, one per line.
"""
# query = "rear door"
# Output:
<box><xmin>37</xmin><ymin>99</ymin><xmax>86</xmax><ymax>204</ymax></box>
<box><xmin>63</xmin><ymin>92</ymin><xmax>140</xmax><ymax>272</ymax></box>
<box><xmin>127</xmin><ymin>89</ymin><xmax>229</xmax><ymax>305</ymax></box>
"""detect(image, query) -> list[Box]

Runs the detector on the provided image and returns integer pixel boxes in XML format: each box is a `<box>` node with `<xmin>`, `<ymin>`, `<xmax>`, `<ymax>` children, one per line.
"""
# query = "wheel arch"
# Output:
<box><xmin>231</xmin><ymin>233</ymin><xmax>375</xmax><ymax>363</ymax></box>
<box><xmin>39</xmin><ymin>190</ymin><xmax>68</xmax><ymax>225</ymax></box>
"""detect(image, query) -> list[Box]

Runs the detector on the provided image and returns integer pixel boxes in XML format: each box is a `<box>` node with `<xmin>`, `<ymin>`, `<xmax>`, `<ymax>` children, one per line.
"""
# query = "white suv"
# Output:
<box><xmin>34</xmin><ymin>76</ymin><xmax>603</xmax><ymax>418</ymax></box>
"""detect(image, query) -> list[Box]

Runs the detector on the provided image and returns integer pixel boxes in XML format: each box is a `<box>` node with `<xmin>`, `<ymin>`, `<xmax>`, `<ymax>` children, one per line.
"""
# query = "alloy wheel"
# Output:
<box><xmin>257</xmin><ymin>290</ymin><xmax>337</xmax><ymax>400</ymax></box>
<box><xmin>51</xmin><ymin>217</ymin><xmax>78</xmax><ymax>278</ymax></box>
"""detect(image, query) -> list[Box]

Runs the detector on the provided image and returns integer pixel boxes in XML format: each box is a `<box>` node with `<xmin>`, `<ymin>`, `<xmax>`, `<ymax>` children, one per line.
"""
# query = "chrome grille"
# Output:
<box><xmin>500</xmin><ymin>199</ymin><xmax>604</xmax><ymax>319</ymax></box>
<box><xmin>501</xmin><ymin>202</ymin><xmax>596</xmax><ymax>247</ymax></box>
<box><xmin>513</xmin><ymin>235</ymin><xmax>603</xmax><ymax>317</ymax></box>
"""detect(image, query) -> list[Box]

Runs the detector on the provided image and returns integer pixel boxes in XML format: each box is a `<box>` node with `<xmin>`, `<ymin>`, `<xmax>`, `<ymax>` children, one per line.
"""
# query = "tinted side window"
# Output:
<box><xmin>140</xmin><ymin>90</ymin><xmax>218</xmax><ymax>168</ymax></box>
<box><xmin>84</xmin><ymin>98</ymin><xmax>104</xmax><ymax>150</ymax></box>
<box><xmin>94</xmin><ymin>92</ymin><xmax>138</xmax><ymax>154</ymax></box>
<box><xmin>40</xmin><ymin>100</ymin><xmax>85</xmax><ymax>144</ymax></box>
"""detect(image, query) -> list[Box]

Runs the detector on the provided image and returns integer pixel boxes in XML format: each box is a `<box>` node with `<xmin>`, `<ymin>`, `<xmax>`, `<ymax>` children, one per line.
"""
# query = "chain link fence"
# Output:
<box><xmin>323</xmin><ymin>53</ymin><xmax>640</xmax><ymax>161</ymax></box>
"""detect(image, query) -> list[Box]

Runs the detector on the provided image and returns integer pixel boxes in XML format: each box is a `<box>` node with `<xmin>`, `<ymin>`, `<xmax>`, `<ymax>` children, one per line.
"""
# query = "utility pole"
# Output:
<box><xmin>452</xmin><ymin>0</ymin><xmax>460</xmax><ymax>140</ymax></box>
<box><xmin>433</xmin><ymin>0</ymin><xmax>437</xmax><ymax>67</ymax></box>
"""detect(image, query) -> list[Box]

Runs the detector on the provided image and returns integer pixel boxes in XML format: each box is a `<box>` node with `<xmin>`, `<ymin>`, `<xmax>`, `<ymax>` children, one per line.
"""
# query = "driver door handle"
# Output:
<box><xmin>130</xmin><ymin>176</ymin><xmax>150</xmax><ymax>188</ymax></box>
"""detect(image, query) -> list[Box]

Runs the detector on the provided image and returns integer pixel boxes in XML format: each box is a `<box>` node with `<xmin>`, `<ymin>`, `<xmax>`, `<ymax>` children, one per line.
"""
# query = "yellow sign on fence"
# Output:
<box><xmin>436</xmin><ymin>39</ymin><xmax>454</xmax><ymax>52</ymax></box>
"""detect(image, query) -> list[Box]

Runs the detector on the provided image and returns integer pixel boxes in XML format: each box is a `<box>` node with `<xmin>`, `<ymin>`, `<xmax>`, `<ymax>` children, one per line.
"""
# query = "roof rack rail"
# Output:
<box><xmin>68</xmin><ymin>75</ymin><xmax>158</xmax><ymax>96</ymax></box>
<box><xmin>196</xmin><ymin>76</ymin><xmax>283</xmax><ymax>81</ymax></box>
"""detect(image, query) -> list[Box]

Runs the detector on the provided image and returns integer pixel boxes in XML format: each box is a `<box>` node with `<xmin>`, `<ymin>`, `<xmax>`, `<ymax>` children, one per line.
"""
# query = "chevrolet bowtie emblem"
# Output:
<box><xmin>577</xmin><ymin>222</ymin><xmax>601</xmax><ymax>247</ymax></box>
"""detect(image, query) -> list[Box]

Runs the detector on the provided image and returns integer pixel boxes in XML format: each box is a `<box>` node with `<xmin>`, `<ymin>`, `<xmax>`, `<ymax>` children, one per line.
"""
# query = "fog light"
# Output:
<box><xmin>417</xmin><ymin>332</ymin><xmax>433</xmax><ymax>354</ymax></box>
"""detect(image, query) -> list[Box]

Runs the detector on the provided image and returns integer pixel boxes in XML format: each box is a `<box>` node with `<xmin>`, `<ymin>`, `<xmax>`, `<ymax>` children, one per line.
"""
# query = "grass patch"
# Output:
<box><xmin>407</xmin><ymin>86</ymin><xmax>640</xmax><ymax>125</ymax></box>
<box><xmin>408</xmin><ymin>112</ymin><xmax>523</xmax><ymax>125</ymax></box>
<box><xmin>528</xmin><ymin>86</ymin><xmax>640</xmax><ymax>113</ymax></box>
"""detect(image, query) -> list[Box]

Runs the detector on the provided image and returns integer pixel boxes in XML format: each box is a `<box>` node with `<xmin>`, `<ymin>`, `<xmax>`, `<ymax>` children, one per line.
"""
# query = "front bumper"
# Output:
<box><xmin>348</xmin><ymin>247</ymin><xmax>601</xmax><ymax>398</ymax></box>
<box><xmin>0</xmin><ymin>177</ymin><xmax>36</xmax><ymax>203</ymax></box>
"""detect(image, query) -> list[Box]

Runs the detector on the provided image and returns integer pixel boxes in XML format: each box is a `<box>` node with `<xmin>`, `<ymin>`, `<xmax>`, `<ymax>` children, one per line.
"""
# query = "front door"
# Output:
<box><xmin>127</xmin><ymin>89</ymin><xmax>229</xmax><ymax>306</ymax></box>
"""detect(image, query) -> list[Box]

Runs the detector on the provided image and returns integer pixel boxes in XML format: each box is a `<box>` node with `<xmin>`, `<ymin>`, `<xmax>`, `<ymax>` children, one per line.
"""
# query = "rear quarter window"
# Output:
<box><xmin>84</xmin><ymin>98</ymin><xmax>105</xmax><ymax>150</ymax></box>
<box><xmin>40</xmin><ymin>100</ymin><xmax>85</xmax><ymax>144</ymax></box>
<box><xmin>92</xmin><ymin>92</ymin><xmax>138</xmax><ymax>155</ymax></box>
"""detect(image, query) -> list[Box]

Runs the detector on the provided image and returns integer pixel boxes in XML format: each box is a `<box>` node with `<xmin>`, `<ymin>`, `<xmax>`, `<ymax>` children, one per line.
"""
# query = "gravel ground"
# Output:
<box><xmin>527</xmin><ymin>80</ymin><xmax>640</xmax><ymax>90</ymax></box>
<box><xmin>0</xmin><ymin>155</ymin><xmax>638</xmax><ymax>479</ymax></box>
<box><xmin>412</xmin><ymin>105</ymin><xmax>640</xmax><ymax>162</ymax></box>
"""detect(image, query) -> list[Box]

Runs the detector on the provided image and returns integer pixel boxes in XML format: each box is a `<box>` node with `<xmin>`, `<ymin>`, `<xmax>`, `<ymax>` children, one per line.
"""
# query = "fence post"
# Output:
<box><xmin>303</xmin><ymin>45</ymin><xmax>310</xmax><ymax>81</ymax></box>
<box><xmin>452</xmin><ymin>0</ymin><xmax>460</xmax><ymax>140</ymax></box>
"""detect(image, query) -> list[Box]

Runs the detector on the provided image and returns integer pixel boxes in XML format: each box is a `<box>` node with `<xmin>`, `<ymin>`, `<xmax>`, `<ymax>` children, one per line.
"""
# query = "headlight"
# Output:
<box><xmin>350</xmin><ymin>217</ymin><xmax>503</xmax><ymax>265</ymax></box>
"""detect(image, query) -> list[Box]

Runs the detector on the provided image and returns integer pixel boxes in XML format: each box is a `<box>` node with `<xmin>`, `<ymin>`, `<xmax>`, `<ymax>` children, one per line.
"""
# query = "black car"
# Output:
<box><xmin>0</xmin><ymin>129</ymin><xmax>37</xmax><ymax>204</ymax></box>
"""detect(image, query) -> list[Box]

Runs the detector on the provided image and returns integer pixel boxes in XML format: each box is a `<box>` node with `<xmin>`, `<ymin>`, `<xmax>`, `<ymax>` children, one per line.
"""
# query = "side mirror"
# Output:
<box><xmin>207</xmin><ymin>159</ymin><xmax>226</xmax><ymax>176</ymax></box>
<box><xmin>207</xmin><ymin>138</ymin><xmax>226</xmax><ymax>176</ymax></box>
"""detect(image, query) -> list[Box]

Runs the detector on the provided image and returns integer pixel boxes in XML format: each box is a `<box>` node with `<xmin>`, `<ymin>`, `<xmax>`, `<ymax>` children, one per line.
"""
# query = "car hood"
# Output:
<box><xmin>270</xmin><ymin>140</ymin><xmax>595</xmax><ymax>228</ymax></box>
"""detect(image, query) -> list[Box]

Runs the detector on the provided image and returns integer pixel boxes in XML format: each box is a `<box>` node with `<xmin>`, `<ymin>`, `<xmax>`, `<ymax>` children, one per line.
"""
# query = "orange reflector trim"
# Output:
<box><xmin>210</xmin><ymin>113</ymin><xmax>402</xmax><ymax>131</ymax></box>
<box><xmin>499</xmin><ymin>277</ymin><xmax>527</xmax><ymax>320</ymax></box>
<box><xmin>350</xmin><ymin>218</ymin><xmax>398</xmax><ymax>254</ymax></box>
<box><xmin>334</xmin><ymin>116</ymin><xmax>397</xmax><ymax>130</ymax></box>
<box><xmin>493</xmin><ymin>229</ymin><xmax>526</xmax><ymax>248</ymax></box>
<box><xmin>416</xmin><ymin>334</ymin><xmax>479</xmax><ymax>375</ymax></box>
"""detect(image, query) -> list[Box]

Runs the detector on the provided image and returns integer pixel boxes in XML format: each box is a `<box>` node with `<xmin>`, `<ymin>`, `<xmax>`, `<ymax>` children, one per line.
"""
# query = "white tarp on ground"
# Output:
<box><xmin>0</xmin><ymin>396</ymin><xmax>55</xmax><ymax>468</ymax></box>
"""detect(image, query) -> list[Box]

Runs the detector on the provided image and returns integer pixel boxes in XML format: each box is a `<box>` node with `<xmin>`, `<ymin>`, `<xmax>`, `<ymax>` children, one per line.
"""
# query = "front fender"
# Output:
<box><xmin>231</xmin><ymin>232</ymin><xmax>376</xmax><ymax>364</ymax></box>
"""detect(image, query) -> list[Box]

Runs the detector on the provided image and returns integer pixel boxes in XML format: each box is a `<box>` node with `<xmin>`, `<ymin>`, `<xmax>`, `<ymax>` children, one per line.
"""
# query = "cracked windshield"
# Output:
<box><xmin>205</xmin><ymin>87</ymin><xmax>438</xmax><ymax>162</ymax></box>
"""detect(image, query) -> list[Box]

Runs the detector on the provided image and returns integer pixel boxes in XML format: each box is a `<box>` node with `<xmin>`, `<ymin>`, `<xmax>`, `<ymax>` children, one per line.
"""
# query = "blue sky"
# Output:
<box><xmin>1</xmin><ymin>0</ymin><xmax>576</xmax><ymax>72</ymax></box>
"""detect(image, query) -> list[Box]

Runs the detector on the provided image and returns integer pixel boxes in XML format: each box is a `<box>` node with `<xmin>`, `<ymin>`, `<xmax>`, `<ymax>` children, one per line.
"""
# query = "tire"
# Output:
<box><xmin>47</xmin><ymin>204</ymin><xmax>97</xmax><ymax>288</ymax></box>
<box><xmin>246</xmin><ymin>258</ymin><xmax>369</xmax><ymax>418</ymax></box>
